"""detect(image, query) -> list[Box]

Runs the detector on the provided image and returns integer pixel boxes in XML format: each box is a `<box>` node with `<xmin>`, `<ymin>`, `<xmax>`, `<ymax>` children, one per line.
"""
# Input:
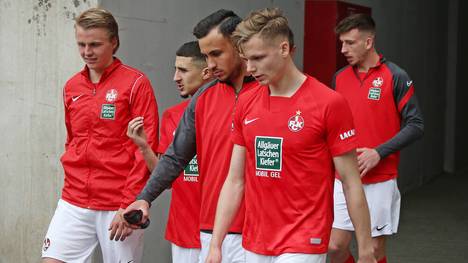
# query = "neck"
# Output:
<box><xmin>357</xmin><ymin>49</ymin><xmax>380</xmax><ymax>72</ymax></box>
<box><xmin>89</xmin><ymin>57</ymin><xmax>114</xmax><ymax>84</ymax></box>
<box><xmin>89</xmin><ymin>69</ymin><xmax>103</xmax><ymax>84</ymax></box>
<box><xmin>229</xmin><ymin>62</ymin><xmax>248</xmax><ymax>93</ymax></box>
<box><xmin>269</xmin><ymin>62</ymin><xmax>306</xmax><ymax>97</ymax></box>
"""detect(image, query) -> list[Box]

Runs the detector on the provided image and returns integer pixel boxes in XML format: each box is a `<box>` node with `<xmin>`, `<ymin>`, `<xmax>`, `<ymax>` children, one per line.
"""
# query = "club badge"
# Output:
<box><xmin>288</xmin><ymin>110</ymin><xmax>304</xmax><ymax>132</ymax></box>
<box><xmin>105</xmin><ymin>89</ymin><xmax>118</xmax><ymax>102</ymax></box>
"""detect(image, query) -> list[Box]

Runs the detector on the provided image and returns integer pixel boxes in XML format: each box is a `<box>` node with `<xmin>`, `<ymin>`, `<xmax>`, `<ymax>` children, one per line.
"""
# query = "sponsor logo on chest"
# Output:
<box><xmin>368</xmin><ymin>77</ymin><xmax>383</xmax><ymax>100</ymax></box>
<box><xmin>100</xmin><ymin>89</ymin><xmax>119</xmax><ymax>120</ymax></box>
<box><xmin>183</xmin><ymin>155</ymin><xmax>199</xmax><ymax>182</ymax></box>
<box><xmin>255</xmin><ymin>136</ymin><xmax>283</xmax><ymax>179</ymax></box>
<box><xmin>101</xmin><ymin>104</ymin><xmax>116</xmax><ymax>119</ymax></box>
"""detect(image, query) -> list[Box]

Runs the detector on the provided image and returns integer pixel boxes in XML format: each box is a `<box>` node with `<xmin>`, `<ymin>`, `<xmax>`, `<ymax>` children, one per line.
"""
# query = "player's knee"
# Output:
<box><xmin>328</xmin><ymin>239</ymin><xmax>348</xmax><ymax>256</ymax></box>
<box><xmin>372</xmin><ymin>237</ymin><xmax>386</xmax><ymax>259</ymax></box>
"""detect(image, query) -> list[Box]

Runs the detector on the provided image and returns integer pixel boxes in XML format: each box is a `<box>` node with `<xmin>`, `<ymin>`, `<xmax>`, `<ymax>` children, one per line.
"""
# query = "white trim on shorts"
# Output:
<box><xmin>171</xmin><ymin>243</ymin><xmax>200</xmax><ymax>263</ymax></box>
<box><xmin>245</xmin><ymin>250</ymin><xmax>326</xmax><ymax>263</ymax></box>
<box><xmin>332</xmin><ymin>178</ymin><xmax>401</xmax><ymax>237</ymax></box>
<box><xmin>199</xmin><ymin>231</ymin><xmax>246</xmax><ymax>263</ymax></box>
<box><xmin>42</xmin><ymin>199</ymin><xmax>144</xmax><ymax>263</ymax></box>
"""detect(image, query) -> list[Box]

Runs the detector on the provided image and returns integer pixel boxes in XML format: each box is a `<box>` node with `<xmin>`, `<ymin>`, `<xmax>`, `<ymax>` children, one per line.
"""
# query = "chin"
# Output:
<box><xmin>217</xmin><ymin>75</ymin><xmax>229</xmax><ymax>82</ymax></box>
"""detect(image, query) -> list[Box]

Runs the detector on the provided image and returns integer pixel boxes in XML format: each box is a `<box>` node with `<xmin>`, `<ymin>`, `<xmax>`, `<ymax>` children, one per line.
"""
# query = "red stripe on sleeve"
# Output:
<box><xmin>398</xmin><ymin>85</ymin><xmax>414</xmax><ymax>112</ymax></box>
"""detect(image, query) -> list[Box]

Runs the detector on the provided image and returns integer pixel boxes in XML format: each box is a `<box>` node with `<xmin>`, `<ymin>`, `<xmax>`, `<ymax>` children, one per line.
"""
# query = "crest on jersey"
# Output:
<box><xmin>105</xmin><ymin>89</ymin><xmax>118</xmax><ymax>102</ymax></box>
<box><xmin>372</xmin><ymin>77</ymin><xmax>383</xmax><ymax>88</ymax></box>
<box><xmin>288</xmin><ymin>110</ymin><xmax>304</xmax><ymax>132</ymax></box>
<box><xmin>43</xmin><ymin>237</ymin><xmax>51</xmax><ymax>251</ymax></box>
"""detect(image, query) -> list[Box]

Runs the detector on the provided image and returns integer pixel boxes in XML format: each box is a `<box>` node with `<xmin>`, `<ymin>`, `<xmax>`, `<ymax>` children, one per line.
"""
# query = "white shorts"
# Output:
<box><xmin>42</xmin><ymin>199</ymin><xmax>144</xmax><ymax>263</ymax></box>
<box><xmin>245</xmin><ymin>250</ymin><xmax>326</xmax><ymax>263</ymax></box>
<box><xmin>199</xmin><ymin>231</ymin><xmax>246</xmax><ymax>263</ymax></box>
<box><xmin>171</xmin><ymin>243</ymin><xmax>200</xmax><ymax>263</ymax></box>
<box><xmin>333</xmin><ymin>178</ymin><xmax>401</xmax><ymax>237</ymax></box>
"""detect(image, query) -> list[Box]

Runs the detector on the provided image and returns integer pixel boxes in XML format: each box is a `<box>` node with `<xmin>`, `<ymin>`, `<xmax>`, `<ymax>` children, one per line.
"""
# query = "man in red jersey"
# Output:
<box><xmin>126</xmin><ymin>41</ymin><xmax>212</xmax><ymax>263</ymax></box>
<box><xmin>206</xmin><ymin>8</ymin><xmax>375</xmax><ymax>263</ymax></box>
<box><xmin>124</xmin><ymin>9</ymin><xmax>258</xmax><ymax>263</ymax></box>
<box><xmin>328</xmin><ymin>14</ymin><xmax>424</xmax><ymax>263</ymax></box>
<box><xmin>41</xmin><ymin>8</ymin><xmax>158</xmax><ymax>263</ymax></box>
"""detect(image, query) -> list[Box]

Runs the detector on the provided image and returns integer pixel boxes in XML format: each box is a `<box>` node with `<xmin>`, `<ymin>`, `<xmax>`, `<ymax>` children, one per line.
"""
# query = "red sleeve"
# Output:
<box><xmin>121</xmin><ymin>76</ymin><xmax>159</xmax><ymax>208</ymax></box>
<box><xmin>157</xmin><ymin>109</ymin><xmax>176</xmax><ymax>154</ymax></box>
<box><xmin>231</xmin><ymin>97</ymin><xmax>246</xmax><ymax>146</ymax></box>
<box><xmin>325</xmin><ymin>94</ymin><xmax>357</xmax><ymax>156</ymax></box>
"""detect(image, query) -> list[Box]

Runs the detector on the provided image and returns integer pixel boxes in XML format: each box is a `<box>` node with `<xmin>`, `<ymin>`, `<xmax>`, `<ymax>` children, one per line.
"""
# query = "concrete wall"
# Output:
<box><xmin>0</xmin><ymin>0</ymin><xmax>98</xmax><ymax>262</ymax></box>
<box><xmin>98</xmin><ymin>1</ymin><xmax>304</xmax><ymax>262</ymax></box>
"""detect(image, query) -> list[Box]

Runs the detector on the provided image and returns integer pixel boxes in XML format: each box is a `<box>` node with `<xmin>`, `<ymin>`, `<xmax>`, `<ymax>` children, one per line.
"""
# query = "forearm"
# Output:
<box><xmin>137</xmin><ymin>152</ymin><xmax>187</xmax><ymax>204</ymax></box>
<box><xmin>211</xmin><ymin>177</ymin><xmax>244</xmax><ymax>248</ymax></box>
<box><xmin>139</xmin><ymin>143</ymin><xmax>159</xmax><ymax>171</ymax></box>
<box><xmin>334</xmin><ymin>151</ymin><xmax>373</xmax><ymax>256</ymax></box>
<box><xmin>342</xmin><ymin>179</ymin><xmax>373</xmax><ymax>254</ymax></box>
<box><xmin>211</xmin><ymin>145</ymin><xmax>246</xmax><ymax>248</ymax></box>
<box><xmin>376</xmin><ymin>122</ymin><xmax>424</xmax><ymax>158</ymax></box>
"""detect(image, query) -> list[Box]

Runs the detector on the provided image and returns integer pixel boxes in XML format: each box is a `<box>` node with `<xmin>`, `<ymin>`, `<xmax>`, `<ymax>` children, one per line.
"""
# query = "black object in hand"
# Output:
<box><xmin>123</xmin><ymin>210</ymin><xmax>150</xmax><ymax>229</ymax></box>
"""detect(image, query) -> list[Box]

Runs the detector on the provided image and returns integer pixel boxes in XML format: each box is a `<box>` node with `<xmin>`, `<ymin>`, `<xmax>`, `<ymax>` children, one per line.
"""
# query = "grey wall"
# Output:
<box><xmin>98</xmin><ymin>0</ymin><xmax>304</xmax><ymax>262</ymax></box>
<box><xmin>0</xmin><ymin>0</ymin><xmax>98</xmax><ymax>262</ymax></box>
<box><xmin>455</xmin><ymin>0</ymin><xmax>468</xmax><ymax>171</ymax></box>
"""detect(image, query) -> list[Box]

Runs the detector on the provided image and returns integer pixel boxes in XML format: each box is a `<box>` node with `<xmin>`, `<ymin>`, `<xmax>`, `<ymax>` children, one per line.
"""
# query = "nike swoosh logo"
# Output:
<box><xmin>376</xmin><ymin>224</ymin><xmax>388</xmax><ymax>231</ymax></box>
<box><xmin>72</xmin><ymin>94</ymin><xmax>83</xmax><ymax>102</ymax></box>
<box><xmin>244</xmin><ymin>118</ymin><xmax>260</xmax><ymax>125</ymax></box>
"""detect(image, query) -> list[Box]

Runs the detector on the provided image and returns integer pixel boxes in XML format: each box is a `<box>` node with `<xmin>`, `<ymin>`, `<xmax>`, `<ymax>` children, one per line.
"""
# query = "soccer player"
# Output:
<box><xmin>126</xmin><ymin>41</ymin><xmax>212</xmax><ymax>263</ymax></box>
<box><xmin>205</xmin><ymin>8</ymin><xmax>375</xmax><ymax>263</ymax></box>
<box><xmin>41</xmin><ymin>8</ymin><xmax>159</xmax><ymax>263</ymax></box>
<box><xmin>328</xmin><ymin>14</ymin><xmax>424</xmax><ymax>263</ymax></box>
<box><xmin>124</xmin><ymin>9</ymin><xmax>258</xmax><ymax>262</ymax></box>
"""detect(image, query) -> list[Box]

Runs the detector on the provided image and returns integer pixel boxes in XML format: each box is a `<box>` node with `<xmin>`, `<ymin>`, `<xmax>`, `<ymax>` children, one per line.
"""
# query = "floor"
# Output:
<box><xmin>346</xmin><ymin>172</ymin><xmax>468</xmax><ymax>262</ymax></box>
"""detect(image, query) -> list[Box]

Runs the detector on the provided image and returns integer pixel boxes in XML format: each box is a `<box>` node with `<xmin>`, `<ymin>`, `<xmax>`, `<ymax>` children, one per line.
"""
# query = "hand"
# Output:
<box><xmin>356</xmin><ymin>148</ymin><xmax>381</xmax><ymax>177</ymax></box>
<box><xmin>127</xmin><ymin>117</ymin><xmax>148</xmax><ymax>149</ymax></box>
<box><xmin>123</xmin><ymin>200</ymin><xmax>150</xmax><ymax>229</ymax></box>
<box><xmin>205</xmin><ymin>246</ymin><xmax>222</xmax><ymax>263</ymax></box>
<box><xmin>109</xmin><ymin>208</ymin><xmax>133</xmax><ymax>241</ymax></box>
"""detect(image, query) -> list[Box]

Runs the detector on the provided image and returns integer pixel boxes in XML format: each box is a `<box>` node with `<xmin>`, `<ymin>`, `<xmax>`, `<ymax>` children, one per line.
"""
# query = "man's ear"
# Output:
<box><xmin>202</xmin><ymin>67</ymin><xmax>212</xmax><ymax>80</ymax></box>
<box><xmin>280</xmin><ymin>40</ymin><xmax>290</xmax><ymax>58</ymax></box>
<box><xmin>365</xmin><ymin>35</ymin><xmax>375</xmax><ymax>50</ymax></box>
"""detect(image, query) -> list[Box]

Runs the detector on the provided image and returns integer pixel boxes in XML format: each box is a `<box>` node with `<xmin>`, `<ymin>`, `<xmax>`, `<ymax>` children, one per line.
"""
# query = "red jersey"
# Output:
<box><xmin>157</xmin><ymin>100</ymin><xmax>200</xmax><ymax>248</ymax></box>
<box><xmin>195</xmin><ymin>79</ymin><xmax>257</xmax><ymax>232</ymax></box>
<box><xmin>232</xmin><ymin>76</ymin><xmax>356</xmax><ymax>255</ymax></box>
<box><xmin>61</xmin><ymin>58</ymin><xmax>159</xmax><ymax>210</ymax></box>
<box><xmin>333</xmin><ymin>56</ymin><xmax>424</xmax><ymax>184</ymax></box>
<box><xmin>138</xmin><ymin>77</ymin><xmax>258</xmax><ymax>234</ymax></box>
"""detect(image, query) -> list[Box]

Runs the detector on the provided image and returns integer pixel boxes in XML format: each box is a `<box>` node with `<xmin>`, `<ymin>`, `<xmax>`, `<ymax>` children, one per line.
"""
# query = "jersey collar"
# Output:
<box><xmin>80</xmin><ymin>57</ymin><xmax>122</xmax><ymax>83</ymax></box>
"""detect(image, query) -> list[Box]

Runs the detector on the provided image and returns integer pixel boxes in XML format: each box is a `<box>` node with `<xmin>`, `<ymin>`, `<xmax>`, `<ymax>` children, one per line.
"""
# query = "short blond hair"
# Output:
<box><xmin>232</xmin><ymin>8</ymin><xmax>294</xmax><ymax>53</ymax></box>
<box><xmin>75</xmin><ymin>8</ymin><xmax>120</xmax><ymax>54</ymax></box>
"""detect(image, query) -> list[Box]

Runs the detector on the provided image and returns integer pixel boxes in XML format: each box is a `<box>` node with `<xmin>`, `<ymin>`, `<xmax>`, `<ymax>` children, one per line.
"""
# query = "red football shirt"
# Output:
<box><xmin>157</xmin><ymin>100</ymin><xmax>200</xmax><ymax>248</ymax></box>
<box><xmin>232</xmin><ymin>76</ymin><xmax>357</xmax><ymax>255</ymax></box>
<box><xmin>195</xmin><ymin>79</ymin><xmax>258</xmax><ymax>232</ymax></box>
<box><xmin>333</xmin><ymin>56</ymin><xmax>421</xmax><ymax>184</ymax></box>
